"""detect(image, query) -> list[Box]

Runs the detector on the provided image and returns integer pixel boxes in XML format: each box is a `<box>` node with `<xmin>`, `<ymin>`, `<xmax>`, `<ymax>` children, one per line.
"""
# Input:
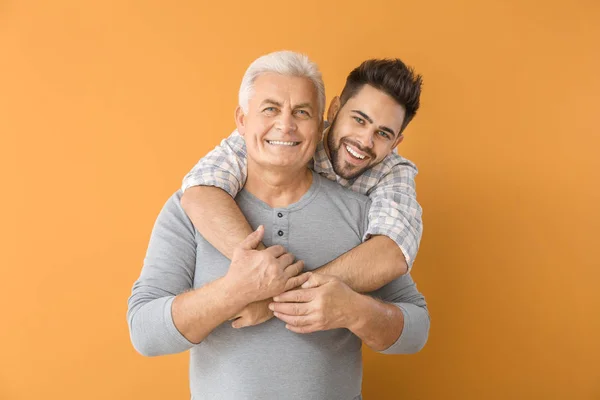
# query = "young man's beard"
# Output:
<box><xmin>326</xmin><ymin>117</ymin><xmax>375</xmax><ymax>180</ymax></box>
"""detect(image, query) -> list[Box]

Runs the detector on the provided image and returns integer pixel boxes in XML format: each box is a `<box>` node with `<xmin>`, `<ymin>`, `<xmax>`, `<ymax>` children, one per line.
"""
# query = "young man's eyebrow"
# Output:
<box><xmin>351</xmin><ymin>110</ymin><xmax>397</xmax><ymax>138</ymax></box>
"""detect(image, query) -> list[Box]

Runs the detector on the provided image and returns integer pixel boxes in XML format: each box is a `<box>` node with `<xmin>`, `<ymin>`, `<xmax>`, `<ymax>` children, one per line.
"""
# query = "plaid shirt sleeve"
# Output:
<box><xmin>364</xmin><ymin>162</ymin><xmax>423</xmax><ymax>271</ymax></box>
<box><xmin>181</xmin><ymin>130</ymin><xmax>248</xmax><ymax>197</ymax></box>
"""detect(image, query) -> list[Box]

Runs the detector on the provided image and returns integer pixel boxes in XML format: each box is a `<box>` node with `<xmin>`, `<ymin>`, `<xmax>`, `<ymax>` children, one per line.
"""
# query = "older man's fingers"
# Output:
<box><xmin>269</xmin><ymin>301</ymin><xmax>310</xmax><ymax>316</ymax></box>
<box><xmin>283</xmin><ymin>260</ymin><xmax>305</xmax><ymax>279</ymax></box>
<box><xmin>273</xmin><ymin>287</ymin><xmax>315</xmax><ymax>303</ymax></box>
<box><xmin>285</xmin><ymin>323</ymin><xmax>319</xmax><ymax>334</ymax></box>
<box><xmin>273</xmin><ymin>312</ymin><xmax>315</xmax><ymax>327</ymax></box>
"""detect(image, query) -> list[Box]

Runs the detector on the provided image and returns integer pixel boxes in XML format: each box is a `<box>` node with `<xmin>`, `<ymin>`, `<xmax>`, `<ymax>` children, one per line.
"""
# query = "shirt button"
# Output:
<box><xmin>278</xmin><ymin>230</ymin><xmax>284</xmax><ymax>237</ymax></box>
<box><xmin>277</xmin><ymin>212</ymin><xmax>283</xmax><ymax>218</ymax></box>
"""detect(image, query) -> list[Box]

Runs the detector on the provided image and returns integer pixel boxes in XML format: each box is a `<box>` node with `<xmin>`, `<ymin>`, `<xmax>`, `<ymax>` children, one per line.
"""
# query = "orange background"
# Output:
<box><xmin>1</xmin><ymin>1</ymin><xmax>599</xmax><ymax>399</ymax></box>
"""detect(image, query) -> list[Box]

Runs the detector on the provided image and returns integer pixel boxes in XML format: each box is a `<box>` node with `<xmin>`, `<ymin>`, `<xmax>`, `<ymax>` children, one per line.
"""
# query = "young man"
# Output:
<box><xmin>180</xmin><ymin>53</ymin><xmax>424</xmax><ymax>328</ymax></box>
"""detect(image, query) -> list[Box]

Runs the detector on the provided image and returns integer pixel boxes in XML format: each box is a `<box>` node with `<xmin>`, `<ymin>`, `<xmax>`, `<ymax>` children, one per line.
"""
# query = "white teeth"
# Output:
<box><xmin>346</xmin><ymin>145</ymin><xmax>365</xmax><ymax>159</ymax></box>
<box><xmin>267</xmin><ymin>140</ymin><xmax>298</xmax><ymax>146</ymax></box>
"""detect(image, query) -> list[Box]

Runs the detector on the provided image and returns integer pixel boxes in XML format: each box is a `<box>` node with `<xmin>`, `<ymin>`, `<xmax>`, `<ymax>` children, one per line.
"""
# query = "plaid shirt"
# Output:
<box><xmin>182</xmin><ymin>130</ymin><xmax>423</xmax><ymax>270</ymax></box>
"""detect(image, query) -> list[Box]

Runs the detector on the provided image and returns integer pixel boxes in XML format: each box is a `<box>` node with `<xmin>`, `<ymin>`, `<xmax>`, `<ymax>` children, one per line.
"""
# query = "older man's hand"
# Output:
<box><xmin>269</xmin><ymin>273</ymin><xmax>360</xmax><ymax>334</ymax></box>
<box><xmin>224</xmin><ymin>226</ymin><xmax>306</xmax><ymax>306</ymax></box>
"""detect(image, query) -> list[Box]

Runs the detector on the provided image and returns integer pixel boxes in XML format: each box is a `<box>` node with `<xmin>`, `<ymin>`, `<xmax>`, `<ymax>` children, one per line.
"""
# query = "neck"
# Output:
<box><xmin>245</xmin><ymin>162</ymin><xmax>313</xmax><ymax>208</ymax></box>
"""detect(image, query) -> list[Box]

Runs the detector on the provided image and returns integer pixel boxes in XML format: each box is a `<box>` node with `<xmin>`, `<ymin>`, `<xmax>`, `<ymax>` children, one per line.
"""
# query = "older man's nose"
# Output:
<box><xmin>274</xmin><ymin>113</ymin><xmax>297</xmax><ymax>134</ymax></box>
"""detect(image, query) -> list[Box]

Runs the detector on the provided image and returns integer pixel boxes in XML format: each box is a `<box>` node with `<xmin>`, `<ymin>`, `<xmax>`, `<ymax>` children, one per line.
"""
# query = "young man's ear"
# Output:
<box><xmin>394</xmin><ymin>134</ymin><xmax>405</xmax><ymax>147</ymax></box>
<box><xmin>235</xmin><ymin>106</ymin><xmax>246</xmax><ymax>135</ymax></box>
<box><xmin>327</xmin><ymin>96</ymin><xmax>341</xmax><ymax>123</ymax></box>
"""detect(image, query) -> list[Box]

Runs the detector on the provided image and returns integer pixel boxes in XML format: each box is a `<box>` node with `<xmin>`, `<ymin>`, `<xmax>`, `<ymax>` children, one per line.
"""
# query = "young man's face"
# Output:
<box><xmin>327</xmin><ymin>84</ymin><xmax>406</xmax><ymax>180</ymax></box>
<box><xmin>236</xmin><ymin>73</ymin><xmax>321</xmax><ymax>172</ymax></box>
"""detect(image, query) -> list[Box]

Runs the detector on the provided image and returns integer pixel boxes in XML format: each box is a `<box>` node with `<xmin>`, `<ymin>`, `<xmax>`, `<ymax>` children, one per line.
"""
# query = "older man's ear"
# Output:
<box><xmin>235</xmin><ymin>106</ymin><xmax>247</xmax><ymax>136</ymax></box>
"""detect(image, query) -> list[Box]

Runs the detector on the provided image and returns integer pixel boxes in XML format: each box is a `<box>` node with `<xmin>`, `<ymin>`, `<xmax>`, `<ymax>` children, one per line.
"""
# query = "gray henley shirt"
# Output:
<box><xmin>127</xmin><ymin>171</ymin><xmax>430</xmax><ymax>400</ymax></box>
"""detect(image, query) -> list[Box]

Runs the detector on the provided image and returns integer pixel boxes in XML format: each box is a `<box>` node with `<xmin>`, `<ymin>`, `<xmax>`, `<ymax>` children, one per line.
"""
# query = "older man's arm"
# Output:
<box><xmin>351</xmin><ymin>272</ymin><xmax>430</xmax><ymax>353</ymax></box>
<box><xmin>127</xmin><ymin>191</ymin><xmax>304</xmax><ymax>356</ymax></box>
<box><xmin>271</xmin><ymin>272</ymin><xmax>429</xmax><ymax>354</ymax></box>
<box><xmin>127</xmin><ymin>192</ymin><xmax>200</xmax><ymax>357</ymax></box>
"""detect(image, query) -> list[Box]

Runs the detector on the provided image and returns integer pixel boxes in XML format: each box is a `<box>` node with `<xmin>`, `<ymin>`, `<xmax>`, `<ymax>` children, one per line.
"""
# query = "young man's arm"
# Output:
<box><xmin>179</xmin><ymin>136</ymin><xmax>422</xmax><ymax>324</ymax></box>
<box><xmin>180</xmin><ymin>130</ymin><xmax>264</xmax><ymax>256</ymax></box>
<box><xmin>313</xmin><ymin>161</ymin><xmax>422</xmax><ymax>292</ymax></box>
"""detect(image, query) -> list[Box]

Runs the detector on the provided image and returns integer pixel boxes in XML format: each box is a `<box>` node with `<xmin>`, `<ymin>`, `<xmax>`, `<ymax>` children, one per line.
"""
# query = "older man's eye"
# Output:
<box><xmin>263</xmin><ymin>107</ymin><xmax>277</xmax><ymax>114</ymax></box>
<box><xmin>295</xmin><ymin>110</ymin><xmax>311</xmax><ymax>118</ymax></box>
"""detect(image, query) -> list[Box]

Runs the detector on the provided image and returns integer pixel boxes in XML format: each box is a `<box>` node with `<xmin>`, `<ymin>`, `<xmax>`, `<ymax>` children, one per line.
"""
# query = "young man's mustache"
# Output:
<box><xmin>341</xmin><ymin>138</ymin><xmax>375</xmax><ymax>159</ymax></box>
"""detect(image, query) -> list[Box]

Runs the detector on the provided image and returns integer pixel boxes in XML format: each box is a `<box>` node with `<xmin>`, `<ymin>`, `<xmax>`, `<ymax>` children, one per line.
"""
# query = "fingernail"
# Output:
<box><xmin>268</xmin><ymin>304</ymin><xmax>274</xmax><ymax>310</ymax></box>
<box><xmin>273</xmin><ymin>296</ymin><xmax>279</xmax><ymax>302</ymax></box>
<box><xmin>301</xmin><ymin>283</ymin><xmax>311</xmax><ymax>288</ymax></box>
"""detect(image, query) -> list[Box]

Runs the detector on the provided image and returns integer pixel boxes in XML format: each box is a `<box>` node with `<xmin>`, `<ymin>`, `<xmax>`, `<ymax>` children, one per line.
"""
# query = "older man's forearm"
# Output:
<box><xmin>181</xmin><ymin>186</ymin><xmax>265</xmax><ymax>258</ymax></box>
<box><xmin>348</xmin><ymin>294</ymin><xmax>429</xmax><ymax>353</ymax></box>
<box><xmin>316</xmin><ymin>235</ymin><xmax>407</xmax><ymax>293</ymax></box>
<box><xmin>128</xmin><ymin>277</ymin><xmax>249</xmax><ymax>357</ymax></box>
<box><xmin>172</xmin><ymin>277</ymin><xmax>249</xmax><ymax>344</ymax></box>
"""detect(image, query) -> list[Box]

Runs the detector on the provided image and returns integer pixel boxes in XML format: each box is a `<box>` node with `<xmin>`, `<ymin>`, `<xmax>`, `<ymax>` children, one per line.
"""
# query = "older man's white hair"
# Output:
<box><xmin>238</xmin><ymin>50</ymin><xmax>326</xmax><ymax>120</ymax></box>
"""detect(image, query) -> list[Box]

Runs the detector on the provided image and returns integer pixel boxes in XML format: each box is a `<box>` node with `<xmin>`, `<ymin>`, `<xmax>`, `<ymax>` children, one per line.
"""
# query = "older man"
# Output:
<box><xmin>127</xmin><ymin>51</ymin><xmax>429</xmax><ymax>400</ymax></box>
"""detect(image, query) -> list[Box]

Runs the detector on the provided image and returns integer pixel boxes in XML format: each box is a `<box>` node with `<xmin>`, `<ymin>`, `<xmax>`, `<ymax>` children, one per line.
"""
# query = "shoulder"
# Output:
<box><xmin>158</xmin><ymin>190</ymin><xmax>195</xmax><ymax>228</ymax></box>
<box><xmin>379</xmin><ymin>152</ymin><xmax>418</xmax><ymax>174</ymax></box>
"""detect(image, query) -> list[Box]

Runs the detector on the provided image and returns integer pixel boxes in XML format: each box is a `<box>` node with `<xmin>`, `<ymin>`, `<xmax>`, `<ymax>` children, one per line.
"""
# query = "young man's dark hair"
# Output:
<box><xmin>339</xmin><ymin>59</ymin><xmax>423</xmax><ymax>134</ymax></box>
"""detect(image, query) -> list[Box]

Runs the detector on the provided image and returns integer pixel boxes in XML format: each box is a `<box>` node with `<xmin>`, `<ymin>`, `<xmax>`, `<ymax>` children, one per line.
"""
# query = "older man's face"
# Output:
<box><xmin>236</xmin><ymin>73</ymin><xmax>321</xmax><ymax>172</ymax></box>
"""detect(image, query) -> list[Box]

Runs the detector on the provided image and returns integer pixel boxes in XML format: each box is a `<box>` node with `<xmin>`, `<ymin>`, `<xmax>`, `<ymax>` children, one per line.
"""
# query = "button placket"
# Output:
<box><xmin>272</xmin><ymin>209</ymin><xmax>289</xmax><ymax>247</ymax></box>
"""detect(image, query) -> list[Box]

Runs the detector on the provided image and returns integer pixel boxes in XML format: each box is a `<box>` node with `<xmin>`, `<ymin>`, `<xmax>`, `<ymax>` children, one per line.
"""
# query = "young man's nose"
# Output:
<box><xmin>354</xmin><ymin>129</ymin><xmax>374</xmax><ymax>149</ymax></box>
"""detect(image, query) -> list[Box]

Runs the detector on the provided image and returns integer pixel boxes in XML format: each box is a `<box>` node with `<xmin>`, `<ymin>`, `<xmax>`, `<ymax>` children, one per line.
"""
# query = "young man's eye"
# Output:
<box><xmin>353</xmin><ymin>116</ymin><xmax>365</xmax><ymax>125</ymax></box>
<box><xmin>378</xmin><ymin>131</ymin><xmax>391</xmax><ymax>140</ymax></box>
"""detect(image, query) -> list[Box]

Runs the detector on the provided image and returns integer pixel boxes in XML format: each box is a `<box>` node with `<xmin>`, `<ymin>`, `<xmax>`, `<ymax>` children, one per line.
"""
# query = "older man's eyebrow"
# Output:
<box><xmin>293</xmin><ymin>103</ymin><xmax>314</xmax><ymax>110</ymax></box>
<box><xmin>261</xmin><ymin>99</ymin><xmax>283</xmax><ymax>107</ymax></box>
<box><xmin>351</xmin><ymin>110</ymin><xmax>397</xmax><ymax>138</ymax></box>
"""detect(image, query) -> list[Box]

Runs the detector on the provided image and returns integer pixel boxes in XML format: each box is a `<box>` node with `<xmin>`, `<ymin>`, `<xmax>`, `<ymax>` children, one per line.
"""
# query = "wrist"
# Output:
<box><xmin>217</xmin><ymin>276</ymin><xmax>252</xmax><ymax>313</ymax></box>
<box><xmin>344</xmin><ymin>291</ymin><xmax>370</xmax><ymax>332</ymax></box>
